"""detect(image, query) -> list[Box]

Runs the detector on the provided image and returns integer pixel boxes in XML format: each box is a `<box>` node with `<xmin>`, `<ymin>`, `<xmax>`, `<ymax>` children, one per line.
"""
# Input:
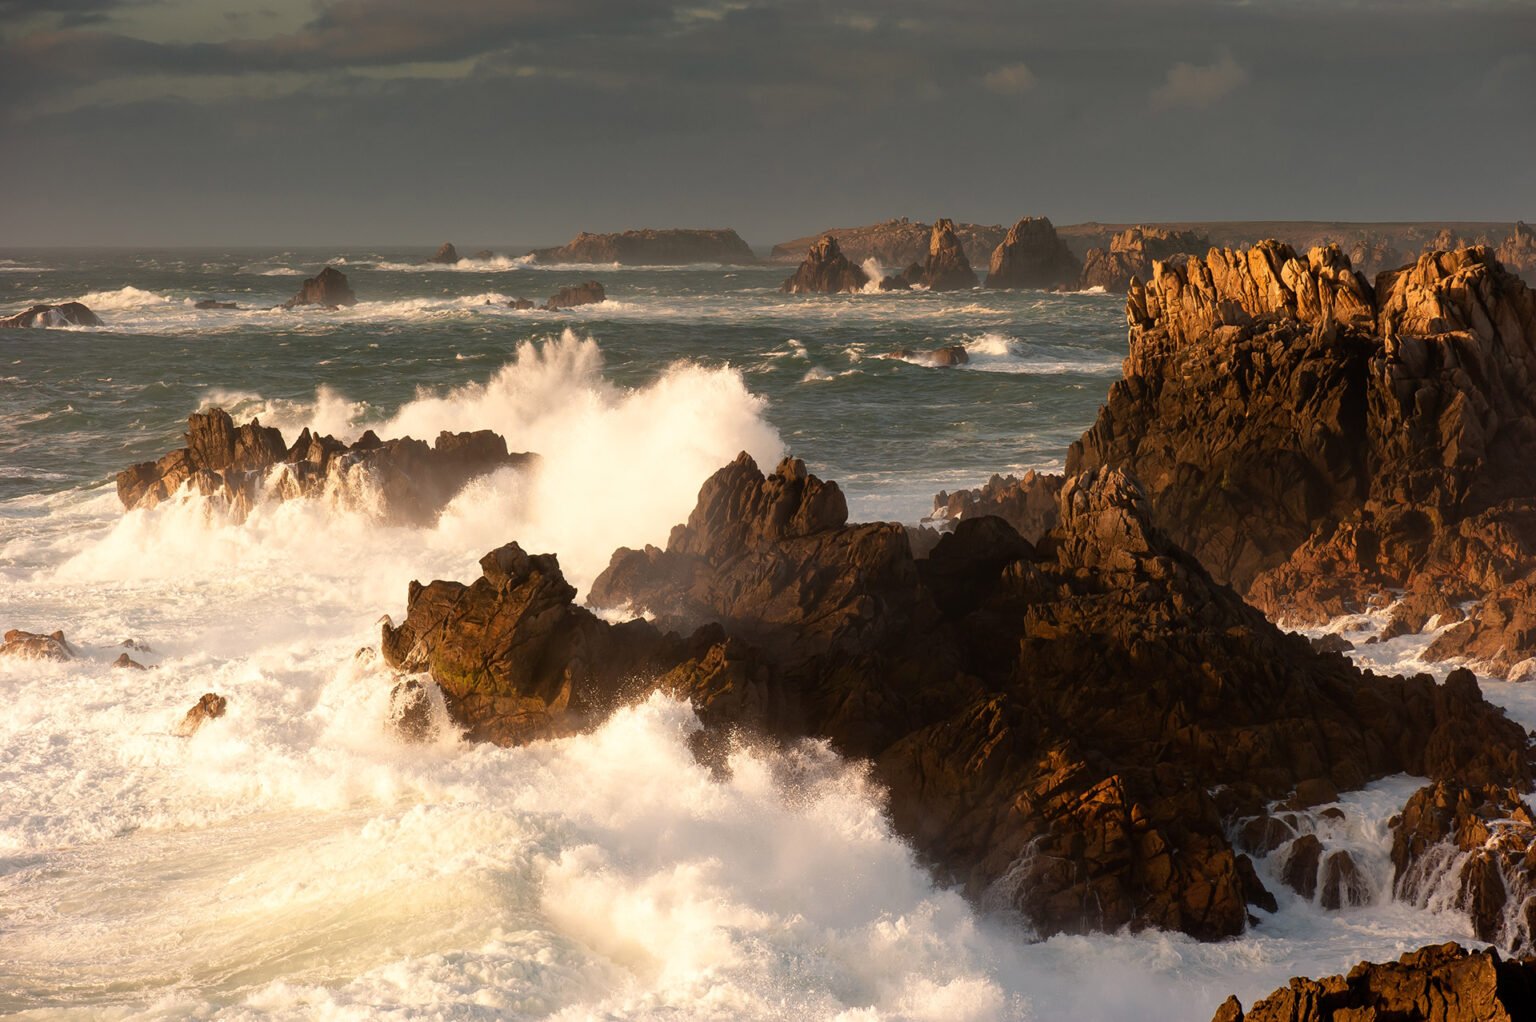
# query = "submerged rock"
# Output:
<box><xmin>380</xmin><ymin>453</ymin><xmax>1528</xmax><ymax>943</ymax></box>
<box><xmin>1069</xmin><ymin>241</ymin><xmax>1536</xmax><ymax>677</ymax></box>
<box><xmin>780</xmin><ymin>235</ymin><xmax>869</xmax><ymax>294</ymax></box>
<box><xmin>429</xmin><ymin>242</ymin><xmax>460</xmax><ymax>265</ymax></box>
<box><xmin>918</xmin><ymin>218</ymin><xmax>978</xmax><ymax>291</ymax></box>
<box><xmin>0</xmin><ymin>302</ymin><xmax>102</xmax><ymax>329</ymax></box>
<box><xmin>0</xmin><ymin>628</ymin><xmax>75</xmax><ymax>661</ymax></box>
<box><xmin>542</xmin><ymin>280</ymin><xmax>606</xmax><ymax>311</ymax></box>
<box><xmin>175</xmin><ymin>693</ymin><xmax>226</xmax><ymax>737</ymax></box>
<box><xmin>984</xmin><ymin>216</ymin><xmax>1082</xmax><ymax>290</ymax></box>
<box><xmin>1212</xmin><ymin>943</ymin><xmax>1536</xmax><ymax>1022</ymax></box>
<box><xmin>529</xmin><ymin>228</ymin><xmax>755</xmax><ymax>265</ymax></box>
<box><xmin>194</xmin><ymin>300</ymin><xmax>238</xmax><ymax>310</ymax></box>
<box><xmin>116</xmin><ymin>408</ymin><xmax>533</xmax><ymax>525</ymax></box>
<box><xmin>282</xmin><ymin>266</ymin><xmax>355</xmax><ymax>309</ymax></box>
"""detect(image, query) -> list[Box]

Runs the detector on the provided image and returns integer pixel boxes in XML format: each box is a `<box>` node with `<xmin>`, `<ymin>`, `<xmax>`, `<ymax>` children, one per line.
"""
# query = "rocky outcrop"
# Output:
<box><xmin>932</xmin><ymin>471</ymin><xmax>1063</xmax><ymax>544</ymax></box>
<box><xmin>1</xmin><ymin>628</ymin><xmax>74</xmax><ymax>661</ymax></box>
<box><xmin>174</xmin><ymin>693</ymin><xmax>227</xmax><ymax>737</ymax></box>
<box><xmin>116</xmin><ymin>408</ymin><xmax>532</xmax><ymax>525</ymax></box>
<box><xmin>1078</xmin><ymin>227</ymin><xmax>1211</xmax><ymax>293</ymax></box>
<box><xmin>780</xmin><ymin>235</ymin><xmax>869</xmax><ymax>294</ymax></box>
<box><xmin>771</xmin><ymin>219</ymin><xmax>1005</xmax><ymax>269</ymax></box>
<box><xmin>429</xmin><ymin>242</ymin><xmax>460</xmax><ymax>265</ymax></box>
<box><xmin>887</xmin><ymin>345</ymin><xmax>968</xmax><ymax>367</ymax></box>
<box><xmin>1211</xmin><ymin>943</ymin><xmax>1536</xmax><ymax>1022</ymax></box>
<box><xmin>282</xmin><ymin>266</ymin><xmax>356</xmax><ymax>309</ymax></box>
<box><xmin>542</xmin><ymin>280</ymin><xmax>606</xmax><ymax>311</ymax></box>
<box><xmin>1392</xmin><ymin>778</ymin><xmax>1536</xmax><ymax>952</ymax></box>
<box><xmin>919</xmin><ymin>219</ymin><xmax>978</xmax><ymax>291</ymax></box>
<box><xmin>1069</xmin><ymin>241</ymin><xmax>1536</xmax><ymax>676</ymax></box>
<box><xmin>1</xmin><ymin>302</ymin><xmax>102</xmax><ymax>329</ymax></box>
<box><xmin>1498</xmin><ymin>222</ymin><xmax>1536</xmax><ymax>283</ymax></box>
<box><xmin>380</xmin><ymin>454</ymin><xmax>1529</xmax><ymax>943</ymax></box>
<box><xmin>529</xmin><ymin>229</ymin><xmax>755</xmax><ymax>266</ymax></box>
<box><xmin>984</xmin><ymin>216</ymin><xmax>1082</xmax><ymax>290</ymax></box>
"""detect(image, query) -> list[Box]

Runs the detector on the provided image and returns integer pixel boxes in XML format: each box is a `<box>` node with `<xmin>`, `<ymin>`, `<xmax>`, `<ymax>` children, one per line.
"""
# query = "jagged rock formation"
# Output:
<box><xmin>1392</xmin><ymin>778</ymin><xmax>1536</xmax><ymax>952</ymax></box>
<box><xmin>380</xmin><ymin>453</ymin><xmax>1529</xmax><ymax>943</ymax></box>
<box><xmin>1069</xmin><ymin>241</ymin><xmax>1536</xmax><ymax>677</ymax></box>
<box><xmin>1211</xmin><ymin>943</ymin><xmax>1536</xmax><ymax>1022</ymax></box>
<box><xmin>529</xmin><ymin>229</ymin><xmax>755</xmax><ymax>265</ymax></box>
<box><xmin>919</xmin><ymin>219</ymin><xmax>978</xmax><ymax>291</ymax></box>
<box><xmin>1</xmin><ymin>629</ymin><xmax>74</xmax><ymax>661</ymax></box>
<box><xmin>429</xmin><ymin>242</ymin><xmax>460</xmax><ymax>265</ymax></box>
<box><xmin>282</xmin><ymin>266</ymin><xmax>356</xmax><ymax>309</ymax></box>
<box><xmin>174</xmin><ymin>693</ymin><xmax>227</xmax><ymax>737</ymax></box>
<box><xmin>116</xmin><ymin>408</ymin><xmax>532</xmax><ymax>525</ymax></box>
<box><xmin>542</xmin><ymin>280</ymin><xmax>606</xmax><ymax>311</ymax></box>
<box><xmin>932</xmin><ymin>471</ymin><xmax>1063</xmax><ymax>544</ymax></box>
<box><xmin>780</xmin><ymin>235</ymin><xmax>869</xmax><ymax>294</ymax></box>
<box><xmin>877</xmin><ymin>261</ymin><xmax>924</xmax><ymax>291</ymax></box>
<box><xmin>1499</xmin><ymin>221</ymin><xmax>1536</xmax><ymax>283</ymax></box>
<box><xmin>771</xmin><ymin>219</ymin><xmax>1005</xmax><ymax>270</ymax></box>
<box><xmin>984</xmin><ymin>216</ymin><xmax>1082</xmax><ymax>290</ymax></box>
<box><xmin>1</xmin><ymin>302</ymin><xmax>102</xmax><ymax>329</ymax></box>
<box><xmin>1078</xmin><ymin>227</ymin><xmax>1211</xmax><ymax>293</ymax></box>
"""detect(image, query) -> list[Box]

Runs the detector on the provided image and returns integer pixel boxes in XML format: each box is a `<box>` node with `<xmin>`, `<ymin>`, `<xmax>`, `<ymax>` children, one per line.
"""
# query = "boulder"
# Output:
<box><xmin>0</xmin><ymin>628</ymin><xmax>74</xmax><ymax>661</ymax></box>
<box><xmin>0</xmin><ymin>302</ymin><xmax>102</xmax><ymax>329</ymax></box>
<box><xmin>429</xmin><ymin>242</ymin><xmax>460</xmax><ymax>265</ymax></box>
<box><xmin>543</xmin><ymin>280</ymin><xmax>606</xmax><ymax>311</ymax></box>
<box><xmin>919</xmin><ymin>218</ymin><xmax>978</xmax><ymax>291</ymax></box>
<box><xmin>508</xmin><ymin>298</ymin><xmax>536</xmax><ymax>310</ymax></box>
<box><xmin>1211</xmin><ymin>943</ymin><xmax>1536</xmax><ymax>1022</ymax></box>
<box><xmin>112</xmin><ymin>652</ymin><xmax>147</xmax><ymax>670</ymax></box>
<box><xmin>529</xmin><ymin>229</ymin><xmax>755</xmax><ymax>265</ymax></box>
<box><xmin>1078</xmin><ymin>227</ymin><xmax>1211</xmax><ymax>293</ymax></box>
<box><xmin>116</xmin><ymin>408</ymin><xmax>533</xmax><ymax>525</ymax></box>
<box><xmin>174</xmin><ymin>693</ymin><xmax>227</xmax><ymax>737</ymax></box>
<box><xmin>282</xmin><ymin>266</ymin><xmax>356</xmax><ymax>309</ymax></box>
<box><xmin>381</xmin><ymin>454</ymin><xmax>1530</xmax><ymax>943</ymax></box>
<box><xmin>780</xmin><ymin>235</ymin><xmax>869</xmax><ymax>294</ymax></box>
<box><xmin>888</xmin><ymin>345</ymin><xmax>969</xmax><ymax>367</ymax></box>
<box><xmin>194</xmin><ymin>300</ymin><xmax>238</xmax><ymax>310</ymax></box>
<box><xmin>984</xmin><ymin>216</ymin><xmax>1082</xmax><ymax>290</ymax></box>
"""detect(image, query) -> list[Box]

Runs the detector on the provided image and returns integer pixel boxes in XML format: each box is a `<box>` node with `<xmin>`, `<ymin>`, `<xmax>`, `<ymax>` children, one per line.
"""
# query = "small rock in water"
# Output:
<box><xmin>1</xmin><ymin>628</ymin><xmax>75</xmax><ymax>661</ymax></box>
<box><xmin>112</xmin><ymin>653</ymin><xmax>147</xmax><ymax>671</ymax></box>
<box><xmin>175</xmin><ymin>693</ymin><xmax>227</xmax><ymax>737</ymax></box>
<box><xmin>1309</xmin><ymin>633</ymin><xmax>1354</xmax><ymax>654</ymax></box>
<box><xmin>194</xmin><ymin>300</ymin><xmax>239</xmax><ymax>310</ymax></box>
<box><xmin>0</xmin><ymin>302</ymin><xmax>102</xmax><ymax>329</ymax></box>
<box><xmin>543</xmin><ymin>280</ymin><xmax>605</xmax><ymax>311</ymax></box>
<box><xmin>508</xmin><ymin>298</ymin><xmax>536</xmax><ymax>310</ymax></box>
<box><xmin>388</xmin><ymin>679</ymin><xmax>437</xmax><ymax>742</ymax></box>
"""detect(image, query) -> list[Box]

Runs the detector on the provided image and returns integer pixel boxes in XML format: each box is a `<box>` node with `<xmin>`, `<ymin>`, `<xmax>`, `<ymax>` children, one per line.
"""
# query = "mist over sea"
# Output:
<box><xmin>3</xmin><ymin>249</ymin><xmax>1528</xmax><ymax>1020</ymax></box>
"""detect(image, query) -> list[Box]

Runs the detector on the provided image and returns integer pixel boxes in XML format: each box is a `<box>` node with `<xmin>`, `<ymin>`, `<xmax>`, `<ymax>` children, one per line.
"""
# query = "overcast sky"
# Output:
<box><xmin>2</xmin><ymin>0</ymin><xmax>1533</xmax><ymax>246</ymax></box>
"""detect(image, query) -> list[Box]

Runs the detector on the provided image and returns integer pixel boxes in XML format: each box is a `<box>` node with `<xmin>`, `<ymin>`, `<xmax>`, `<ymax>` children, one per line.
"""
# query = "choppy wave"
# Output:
<box><xmin>75</xmin><ymin>286</ymin><xmax>184</xmax><ymax>311</ymax></box>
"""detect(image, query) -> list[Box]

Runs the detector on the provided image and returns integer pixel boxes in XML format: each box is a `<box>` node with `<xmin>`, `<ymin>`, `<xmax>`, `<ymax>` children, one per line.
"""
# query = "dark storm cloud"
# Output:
<box><xmin>1</xmin><ymin>0</ymin><xmax>1533</xmax><ymax>245</ymax></box>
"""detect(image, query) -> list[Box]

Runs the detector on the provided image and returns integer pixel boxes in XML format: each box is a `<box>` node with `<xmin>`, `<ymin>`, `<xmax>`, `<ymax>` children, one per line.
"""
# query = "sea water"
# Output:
<box><xmin>0</xmin><ymin>249</ymin><xmax>1518</xmax><ymax>1019</ymax></box>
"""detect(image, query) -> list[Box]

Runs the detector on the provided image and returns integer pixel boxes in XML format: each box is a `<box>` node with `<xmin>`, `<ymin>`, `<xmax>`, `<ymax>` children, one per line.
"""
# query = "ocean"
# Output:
<box><xmin>2</xmin><ymin>248</ymin><xmax>1530</xmax><ymax>1020</ymax></box>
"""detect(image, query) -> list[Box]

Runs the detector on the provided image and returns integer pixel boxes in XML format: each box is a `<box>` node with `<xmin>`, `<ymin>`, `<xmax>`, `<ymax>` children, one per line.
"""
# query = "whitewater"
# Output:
<box><xmin>1</xmin><ymin>248</ymin><xmax>1527</xmax><ymax>1020</ymax></box>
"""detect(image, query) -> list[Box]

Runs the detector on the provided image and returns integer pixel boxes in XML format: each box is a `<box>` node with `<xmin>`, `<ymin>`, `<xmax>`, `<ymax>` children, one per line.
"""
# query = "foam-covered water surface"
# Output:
<box><xmin>0</xmin><ymin>248</ymin><xmax>1503</xmax><ymax>1019</ymax></box>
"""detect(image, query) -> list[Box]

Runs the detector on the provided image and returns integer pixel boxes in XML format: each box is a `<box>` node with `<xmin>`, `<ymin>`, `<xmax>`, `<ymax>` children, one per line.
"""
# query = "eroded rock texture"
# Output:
<box><xmin>1078</xmin><ymin>226</ymin><xmax>1211</xmax><ymax>294</ymax></box>
<box><xmin>380</xmin><ymin>454</ymin><xmax>1529</xmax><ymax>943</ymax></box>
<box><xmin>1212</xmin><ymin>943</ymin><xmax>1536</xmax><ymax>1022</ymax></box>
<box><xmin>983</xmin><ymin>216</ymin><xmax>1081</xmax><ymax>290</ymax></box>
<box><xmin>116</xmin><ymin>408</ymin><xmax>532</xmax><ymax>525</ymax></box>
<box><xmin>919</xmin><ymin>218</ymin><xmax>978</xmax><ymax>291</ymax></box>
<box><xmin>1069</xmin><ymin>241</ymin><xmax>1536</xmax><ymax>677</ymax></box>
<box><xmin>283</xmin><ymin>266</ymin><xmax>356</xmax><ymax>309</ymax></box>
<box><xmin>780</xmin><ymin>235</ymin><xmax>870</xmax><ymax>294</ymax></box>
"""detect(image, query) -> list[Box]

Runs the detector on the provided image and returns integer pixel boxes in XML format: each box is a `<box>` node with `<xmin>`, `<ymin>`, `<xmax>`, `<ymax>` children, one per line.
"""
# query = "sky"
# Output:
<box><xmin>2</xmin><ymin>0</ymin><xmax>1533</xmax><ymax>246</ymax></box>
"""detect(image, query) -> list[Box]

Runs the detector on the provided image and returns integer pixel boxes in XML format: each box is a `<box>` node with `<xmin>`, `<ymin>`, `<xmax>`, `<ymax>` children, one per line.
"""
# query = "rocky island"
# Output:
<box><xmin>527</xmin><ymin>228</ymin><xmax>756</xmax><ymax>265</ymax></box>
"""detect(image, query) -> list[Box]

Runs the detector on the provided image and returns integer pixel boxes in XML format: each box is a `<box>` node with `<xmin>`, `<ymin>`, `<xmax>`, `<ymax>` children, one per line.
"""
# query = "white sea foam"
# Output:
<box><xmin>75</xmin><ymin>285</ymin><xmax>185</xmax><ymax>311</ymax></box>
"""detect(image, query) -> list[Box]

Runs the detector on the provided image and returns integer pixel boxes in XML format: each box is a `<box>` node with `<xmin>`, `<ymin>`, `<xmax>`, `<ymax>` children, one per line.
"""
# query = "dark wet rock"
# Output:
<box><xmin>387</xmin><ymin>679</ymin><xmax>437</xmax><ymax>742</ymax></box>
<box><xmin>1309</xmin><ymin>633</ymin><xmax>1354</xmax><ymax>654</ymax></box>
<box><xmin>770</xmin><ymin>219</ymin><xmax>1005</xmax><ymax>270</ymax></box>
<box><xmin>543</xmin><ymin>280</ymin><xmax>605</xmax><ymax>311</ymax></box>
<box><xmin>1280</xmin><ymin>833</ymin><xmax>1324</xmax><ymax>900</ymax></box>
<box><xmin>1393</xmin><ymin>779</ymin><xmax>1536</xmax><ymax>952</ymax></box>
<box><xmin>1212</xmin><ymin>942</ymin><xmax>1536</xmax><ymax>1022</ymax></box>
<box><xmin>983</xmin><ymin>216</ymin><xmax>1081</xmax><ymax>290</ymax></box>
<box><xmin>282</xmin><ymin>266</ymin><xmax>356</xmax><ymax>309</ymax></box>
<box><xmin>888</xmin><ymin>345</ymin><xmax>968</xmax><ymax>367</ymax></box>
<box><xmin>933</xmin><ymin>470</ymin><xmax>1063</xmax><ymax>544</ymax></box>
<box><xmin>194</xmin><ymin>300</ymin><xmax>238</xmax><ymax>310</ymax></box>
<box><xmin>0</xmin><ymin>629</ymin><xmax>74</xmax><ymax>661</ymax></box>
<box><xmin>780</xmin><ymin>235</ymin><xmax>869</xmax><ymax>294</ymax></box>
<box><xmin>877</xmin><ymin>261</ymin><xmax>924</xmax><ymax>291</ymax></box>
<box><xmin>0</xmin><ymin>302</ymin><xmax>102</xmax><ymax>329</ymax></box>
<box><xmin>919</xmin><ymin>218</ymin><xmax>978</xmax><ymax>291</ymax></box>
<box><xmin>175</xmin><ymin>693</ymin><xmax>227</xmax><ymax>737</ymax></box>
<box><xmin>508</xmin><ymin>298</ymin><xmax>536</xmax><ymax>310</ymax></box>
<box><xmin>1319</xmin><ymin>848</ymin><xmax>1370</xmax><ymax>909</ymax></box>
<box><xmin>112</xmin><ymin>652</ymin><xmax>147</xmax><ymax>670</ymax></box>
<box><xmin>1069</xmin><ymin>241</ymin><xmax>1536</xmax><ymax>676</ymax></box>
<box><xmin>381</xmin><ymin>453</ymin><xmax>1530</xmax><ymax>943</ymax></box>
<box><xmin>1236</xmin><ymin>813</ymin><xmax>1297</xmax><ymax>856</ymax></box>
<box><xmin>530</xmin><ymin>228</ymin><xmax>755</xmax><ymax>265</ymax></box>
<box><xmin>1078</xmin><ymin>226</ymin><xmax>1211</xmax><ymax>294</ymax></box>
<box><xmin>116</xmin><ymin>408</ymin><xmax>533</xmax><ymax>525</ymax></box>
<box><xmin>1236</xmin><ymin>853</ymin><xmax>1278</xmax><ymax>913</ymax></box>
<box><xmin>430</xmin><ymin>242</ymin><xmax>460</xmax><ymax>265</ymax></box>
<box><xmin>1287</xmin><ymin>777</ymin><xmax>1340</xmax><ymax>810</ymax></box>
